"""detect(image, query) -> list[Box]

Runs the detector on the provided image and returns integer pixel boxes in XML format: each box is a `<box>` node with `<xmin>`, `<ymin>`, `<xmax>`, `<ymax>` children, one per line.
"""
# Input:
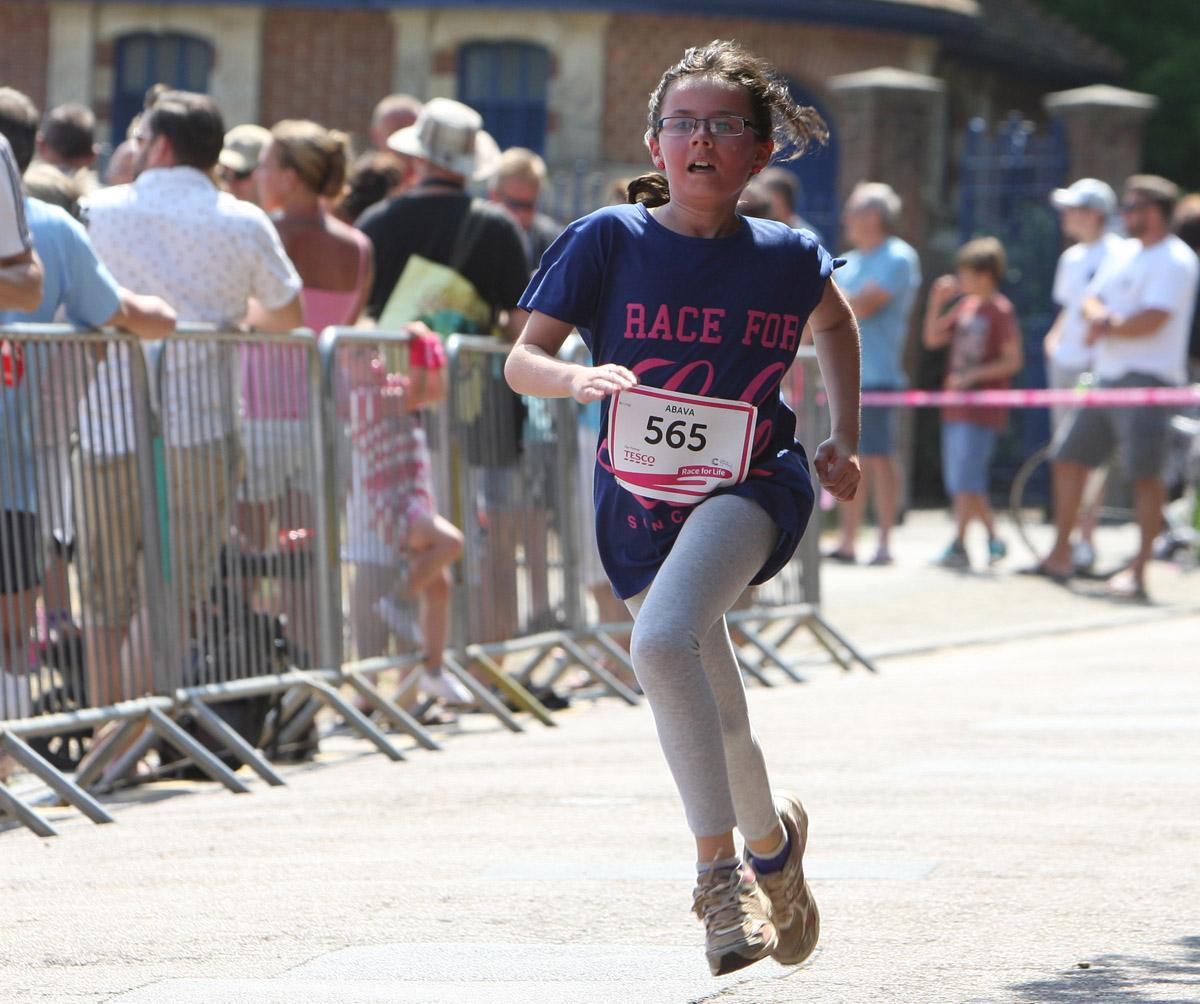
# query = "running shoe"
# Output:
<box><xmin>987</xmin><ymin>536</ymin><xmax>1008</xmax><ymax>565</ymax></box>
<box><xmin>418</xmin><ymin>667</ymin><xmax>474</xmax><ymax>706</ymax></box>
<box><xmin>936</xmin><ymin>540</ymin><xmax>970</xmax><ymax>570</ymax></box>
<box><xmin>751</xmin><ymin>793</ymin><xmax>820</xmax><ymax>967</ymax></box>
<box><xmin>692</xmin><ymin>860</ymin><xmax>778</xmax><ymax>976</ymax></box>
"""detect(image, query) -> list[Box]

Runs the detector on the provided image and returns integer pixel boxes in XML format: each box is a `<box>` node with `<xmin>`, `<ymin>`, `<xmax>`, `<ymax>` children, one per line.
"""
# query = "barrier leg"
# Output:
<box><xmin>0</xmin><ymin>782</ymin><xmax>58</xmax><ymax>837</ymax></box>
<box><xmin>185</xmin><ymin>697</ymin><xmax>287</xmax><ymax>786</ymax></box>
<box><xmin>343</xmin><ymin>671</ymin><xmax>442</xmax><ymax>751</ymax></box>
<box><xmin>733</xmin><ymin>621</ymin><xmax>807</xmax><ymax>684</ymax></box>
<box><xmin>88</xmin><ymin>724</ymin><xmax>158</xmax><ymax>794</ymax></box>
<box><xmin>464</xmin><ymin>649</ymin><xmax>556</xmax><ymax>727</ymax></box>
<box><xmin>590</xmin><ymin>630</ymin><xmax>635</xmax><ymax>676</ymax></box>
<box><xmin>558</xmin><ymin>637</ymin><xmax>640</xmax><ymax>706</ymax></box>
<box><xmin>1</xmin><ymin>732</ymin><xmax>114</xmax><ymax>825</ymax></box>
<box><xmin>514</xmin><ymin>645</ymin><xmax>557</xmax><ymax>686</ymax></box>
<box><xmin>144</xmin><ymin>708</ymin><xmax>252</xmax><ymax>793</ymax></box>
<box><xmin>735</xmin><ymin>650</ymin><xmax>775</xmax><ymax>687</ymax></box>
<box><xmin>301</xmin><ymin>677</ymin><xmax>407</xmax><ymax>761</ymax></box>
<box><xmin>441</xmin><ymin>655</ymin><xmax>525</xmax><ymax>733</ymax></box>
<box><xmin>72</xmin><ymin>718</ymin><xmax>145</xmax><ymax>790</ymax></box>
<box><xmin>805</xmin><ymin>617</ymin><xmax>856</xmax><ymax>672</ymax></box>
<box><xmin>259</xmin><ymin>688</ymin><xmax>319</xmax><ymax>756</ymax></box>
<box><xmin>810</xmin><ymin>611</ymin><xmax>879</xmax><ymax>673</ymax></box>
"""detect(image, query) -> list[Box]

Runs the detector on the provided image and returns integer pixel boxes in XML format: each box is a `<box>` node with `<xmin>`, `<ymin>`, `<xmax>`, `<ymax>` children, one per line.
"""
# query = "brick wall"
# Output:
<box><xmin>259</xmin><ymin>10</ymin><xmax>394</xmax><ymax>144</ymax></box>
<box><xmin>0</xmin><ymin>1</ymin><xmax>50</xmax><ymax>111</ymax></box>
<box><xmin>603</xmin><ymin>16</ymin><xmax>914</xmax><ymax>164</ymax></box>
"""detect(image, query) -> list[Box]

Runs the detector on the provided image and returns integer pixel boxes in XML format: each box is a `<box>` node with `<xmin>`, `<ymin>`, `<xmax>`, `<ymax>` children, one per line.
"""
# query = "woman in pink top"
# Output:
<box><xmin>237</xmin><ymin>120</ymin><xmax>374</xmax><ymax>659</ymax></box>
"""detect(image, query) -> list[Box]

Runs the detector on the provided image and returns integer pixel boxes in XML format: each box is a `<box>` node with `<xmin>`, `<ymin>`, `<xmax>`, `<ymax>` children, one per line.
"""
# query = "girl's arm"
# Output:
<box><xmin>505</xmin><ymin>310</ymin><xmax>638</xmax><ymax>403</ymax></box>
<box><xmin>807</xmin><ymin>277</ymin><xmax>862</xmax><ymax>502</ymax></box>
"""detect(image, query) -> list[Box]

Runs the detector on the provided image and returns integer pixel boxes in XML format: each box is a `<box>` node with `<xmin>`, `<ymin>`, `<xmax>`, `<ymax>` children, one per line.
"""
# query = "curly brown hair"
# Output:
<box><xmin>629</xmin><ymin>40</ymin><xmax>827</xmax><ymax>208</ymax></box>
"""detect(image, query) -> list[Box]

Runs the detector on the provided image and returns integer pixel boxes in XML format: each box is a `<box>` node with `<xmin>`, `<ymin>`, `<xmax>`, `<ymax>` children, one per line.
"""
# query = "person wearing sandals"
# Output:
<box><xmin>506</xmin><ymin>41</ymin><xmax>861</xmax><ymax>977</ymax></box>
<box><xmin>827</xmin><ymin>182</ymin><xmax>921</xmax><ymax>566</ymax></box>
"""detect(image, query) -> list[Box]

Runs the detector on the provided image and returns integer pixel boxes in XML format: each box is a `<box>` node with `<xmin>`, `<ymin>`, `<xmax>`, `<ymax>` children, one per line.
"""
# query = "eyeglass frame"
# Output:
<box><xmin>654</xmin><ymin>115</ymin><xmax>764</xmax><ymax>138</ymax></box>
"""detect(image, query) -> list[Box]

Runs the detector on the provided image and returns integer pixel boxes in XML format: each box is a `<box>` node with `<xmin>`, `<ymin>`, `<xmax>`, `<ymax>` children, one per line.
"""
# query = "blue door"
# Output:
<box><xmin>112</xmin><ymin>33</ymin><xmax>213</xmax><ymax>145</ymax></box>
<box><xmin>457</xmin><ymin>42</ymin><xmax>550</xmax><ymax>154</ymax></box>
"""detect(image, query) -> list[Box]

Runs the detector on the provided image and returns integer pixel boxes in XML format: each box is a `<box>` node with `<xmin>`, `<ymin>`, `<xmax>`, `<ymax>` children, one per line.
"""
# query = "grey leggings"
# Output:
<box><xmin>625</xmin><ymin>494</ymin><xmax>780</xmax><ymax>841</ymax></box>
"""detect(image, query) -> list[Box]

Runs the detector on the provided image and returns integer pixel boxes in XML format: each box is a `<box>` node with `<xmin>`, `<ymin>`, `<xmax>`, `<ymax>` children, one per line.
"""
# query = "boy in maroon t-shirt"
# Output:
<box><xmin>923</xmin><ymin>237</ymin><xmax>1024</xmax><ymax>569</ymax></box>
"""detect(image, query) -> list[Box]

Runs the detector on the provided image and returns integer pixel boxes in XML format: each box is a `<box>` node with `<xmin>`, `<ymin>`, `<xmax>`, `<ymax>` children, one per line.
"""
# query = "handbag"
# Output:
<box><xmin>377</xmin><ymin>200</ymin><xmax>525</xmax><ymax>467</ymax></box>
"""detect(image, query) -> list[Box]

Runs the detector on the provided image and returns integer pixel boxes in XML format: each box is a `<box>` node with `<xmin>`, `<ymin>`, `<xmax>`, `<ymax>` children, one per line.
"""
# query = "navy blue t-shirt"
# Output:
<box><xmin>519</xmin><ymin>203</ymin><xmax>840</xmax><ymax>599</ymax></box>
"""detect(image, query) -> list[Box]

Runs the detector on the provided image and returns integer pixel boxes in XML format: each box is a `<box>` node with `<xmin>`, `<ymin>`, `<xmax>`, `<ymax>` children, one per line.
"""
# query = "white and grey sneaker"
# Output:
<box><xmin>692</xmin><ymin>860</ymin><xmax>778</xmax><ymax>976</ymax></box>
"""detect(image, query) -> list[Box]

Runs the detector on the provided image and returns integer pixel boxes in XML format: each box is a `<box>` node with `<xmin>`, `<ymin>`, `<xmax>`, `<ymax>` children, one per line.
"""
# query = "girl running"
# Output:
<box><xmin>505</xmin><ymin>41</ymin><xmax>861</xmax><ymax>976</ymax></box>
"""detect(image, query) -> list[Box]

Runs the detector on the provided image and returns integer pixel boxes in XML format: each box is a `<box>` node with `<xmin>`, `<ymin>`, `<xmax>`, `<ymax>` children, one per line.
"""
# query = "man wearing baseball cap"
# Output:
<box><xmin>1041</xmin><ymin>178</ymin><xmax>1126</xmax><ymax>571</ymax></box>
<box><xmin>1037</xmin><ymin>175</ymin><xmax>1199</xmax><ymax>599</ymax></box>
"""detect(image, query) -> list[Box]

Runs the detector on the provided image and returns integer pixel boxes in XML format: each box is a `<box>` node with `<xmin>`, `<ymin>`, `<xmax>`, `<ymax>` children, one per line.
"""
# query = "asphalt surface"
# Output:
<box><xmin>2</xmin><ymin>511</ymin><xmax>1198</xmax><ymax>1003</ymax></box>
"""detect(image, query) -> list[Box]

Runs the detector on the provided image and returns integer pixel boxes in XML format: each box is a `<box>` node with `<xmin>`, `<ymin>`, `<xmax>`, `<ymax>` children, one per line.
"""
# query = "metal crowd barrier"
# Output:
<box><xmin>0</xmin><ymin>325</ymin><xmax>410</xmax><ymax>836</ymax></box>
<box><xmin>0</xmin><ymin>324</ymin><xmax>869</xmax><ymax>837</ymax></box>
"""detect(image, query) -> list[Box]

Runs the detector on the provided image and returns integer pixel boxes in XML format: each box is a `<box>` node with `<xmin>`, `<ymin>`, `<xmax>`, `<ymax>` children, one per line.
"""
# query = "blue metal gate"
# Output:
<box><xmin>958</xmin><ymin>112</ymin><xmax>1068</xmax><ymax>498</ymax></box>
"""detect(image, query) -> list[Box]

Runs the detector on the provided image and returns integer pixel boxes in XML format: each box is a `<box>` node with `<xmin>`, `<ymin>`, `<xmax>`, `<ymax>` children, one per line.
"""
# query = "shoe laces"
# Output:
<box><xmin>693</xmin><ymin>865</ymin><xmax>755</xmax><ymax>933</ymax></box>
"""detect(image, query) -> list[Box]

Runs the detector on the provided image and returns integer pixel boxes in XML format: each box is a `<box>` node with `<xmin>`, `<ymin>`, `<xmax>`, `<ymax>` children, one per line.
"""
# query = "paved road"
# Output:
<box><xmin>3</xmin><ymin>599</ymin><xmax>1197</xmax><ymax>1003</ymax></box>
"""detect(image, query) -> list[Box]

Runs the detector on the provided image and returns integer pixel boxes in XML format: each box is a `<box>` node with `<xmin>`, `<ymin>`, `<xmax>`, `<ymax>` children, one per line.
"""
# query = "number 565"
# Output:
<box><xmin>645</xmin><ymin>416</ymin><xmax>708</xmax><ymax>452</ymax></box>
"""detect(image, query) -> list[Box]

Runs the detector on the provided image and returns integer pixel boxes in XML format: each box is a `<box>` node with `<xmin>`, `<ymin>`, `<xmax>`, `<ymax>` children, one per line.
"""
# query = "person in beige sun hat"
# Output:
<box><xmin>386</xmin><ymin>97</ymin><xmax>501</xmax><ymax>182</ymax></box>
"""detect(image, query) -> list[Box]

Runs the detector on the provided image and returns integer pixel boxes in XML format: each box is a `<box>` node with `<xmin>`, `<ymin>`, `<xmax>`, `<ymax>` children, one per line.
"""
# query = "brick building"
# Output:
<box><xmin>1</xmin><ymin>1</ymin><xmax>1150</xmax><ymax>234</ymax></box>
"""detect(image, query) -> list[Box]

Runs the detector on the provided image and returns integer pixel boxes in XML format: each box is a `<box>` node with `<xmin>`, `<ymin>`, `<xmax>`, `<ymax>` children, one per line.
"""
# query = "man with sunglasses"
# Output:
<box><xmin>1039</xmin><ymin>175</ymin><xmax>1199</xmax><ymax>600</ymax></box>
<box><xmin>488</xmin><ymin>146</ymin><xmax>563</xmax><ymax>274</ymax></box>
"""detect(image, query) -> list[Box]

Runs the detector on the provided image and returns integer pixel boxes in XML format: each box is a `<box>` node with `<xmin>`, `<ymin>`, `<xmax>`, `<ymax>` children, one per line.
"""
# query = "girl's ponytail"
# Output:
<box><xmin>627</xmin><ymin>172</ymin><xmax>670</xmax><ymax>208</ymax></box>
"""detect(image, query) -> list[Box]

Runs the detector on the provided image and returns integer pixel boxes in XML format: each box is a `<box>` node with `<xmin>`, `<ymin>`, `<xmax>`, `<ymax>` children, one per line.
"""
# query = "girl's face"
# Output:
<box><xmin>646</xmin><ymin>76</ymin><xmax>774</xmax><ymax>209</ymax></box>
<box><xmin>255</xmin><ymin>141</ymin><xmax>294</xmax><ymax>211</ymax></box>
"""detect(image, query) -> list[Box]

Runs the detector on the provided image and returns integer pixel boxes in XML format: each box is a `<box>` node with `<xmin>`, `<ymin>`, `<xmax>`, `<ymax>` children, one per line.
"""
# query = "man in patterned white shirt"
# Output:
<box><xmin>80</xmin><ymin>90</ymin><xmax>302</xmax><ymax>703</ymax></box>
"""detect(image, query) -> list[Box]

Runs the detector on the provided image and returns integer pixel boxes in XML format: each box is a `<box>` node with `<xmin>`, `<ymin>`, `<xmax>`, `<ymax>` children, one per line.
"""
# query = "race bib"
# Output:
<box><xmin>608</xmin><ymin>386</ymin><xmax>756</xmax><ymax>505</ymax></box>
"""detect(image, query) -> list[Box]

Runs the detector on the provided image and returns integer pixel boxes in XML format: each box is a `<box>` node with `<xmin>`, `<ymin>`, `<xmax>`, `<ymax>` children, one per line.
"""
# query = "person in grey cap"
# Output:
<box><xmin>219</xmin><ymin>123</ymin><xmax>272</xmax><ymax>204</ymax></box>
<box><xmin>1043</xmin><ymin>178</ymin><xmax>1125</xmax><ymax>571</ymax></box>
<box><xmin>1035</xmin><ymin>175</ymin><xmax>1199</xmax><ymax>600</ymax></box>
<box><xmin>1046</xmin><ymin>179</ymin><xmax>1124</xmax><ymax>407</ymax></box>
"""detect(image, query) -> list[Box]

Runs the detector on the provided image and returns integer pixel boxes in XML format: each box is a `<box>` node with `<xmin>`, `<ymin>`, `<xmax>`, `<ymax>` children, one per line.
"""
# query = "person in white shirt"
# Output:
<box><xmin>1045</xmin><ymin>179</ymin><xmax>1126</xmax><ymax>416</ymax></box>
<box><xmin>0</xmin><ymin>132</ymin><xmax>41</xmax><ymax>311</ymax></box>
<box><xmin>79</xmin><ymin>90</ymin><xmax>303</xmax><ymax>705</ymax></box>
<box><xmin>1038</xmin><ymin>175</ymin><xmax>1200</xmax><ymax>599</ymax></box>
<box><xmin>1043</xmin><ymin>178</ymin><xmax>1126</xmax><ymax>570</ymax></box>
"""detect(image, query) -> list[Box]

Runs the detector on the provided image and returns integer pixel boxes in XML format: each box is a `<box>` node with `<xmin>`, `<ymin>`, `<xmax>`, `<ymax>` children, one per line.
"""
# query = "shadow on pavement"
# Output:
<box><xmin>1011</xmin><ymin>936</ymin><xmax>1200</xmax><ymax>1003</ymax></box>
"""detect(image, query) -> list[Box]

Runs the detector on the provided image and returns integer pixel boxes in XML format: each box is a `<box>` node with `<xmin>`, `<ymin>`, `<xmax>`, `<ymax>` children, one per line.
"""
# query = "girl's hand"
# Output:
<box><xmin>814</xmin><ymin>436</ymin><xmax>861</xmax><ymax>502</ymax></box>
<box><xmin>945</xmin><ymin>370</ymin><xmax>970</xmax><ymax>390</ymax></box>
<box><xmin>569</xmin><ymin>364</ymin><xmax>638</xmax><ymax>404</ymax></box>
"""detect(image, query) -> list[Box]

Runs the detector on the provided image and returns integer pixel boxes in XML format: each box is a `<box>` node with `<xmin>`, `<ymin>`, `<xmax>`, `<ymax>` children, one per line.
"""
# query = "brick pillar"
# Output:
<box><xmin>1043</xmin><ymin>84</ymin><xmax>1157</xmax><ymax>192</ymax></box>
<box><xmin>827</xmin><ymin>67</ymin><xmax>946</xmax><ymax>248</ymax></box>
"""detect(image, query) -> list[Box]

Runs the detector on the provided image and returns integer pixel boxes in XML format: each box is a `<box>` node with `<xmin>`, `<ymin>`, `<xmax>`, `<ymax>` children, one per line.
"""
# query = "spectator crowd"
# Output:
<box><xmin>2</xmin><ymin>78</ymin><xmax>1199</xmax><ymax>754</ymax></box>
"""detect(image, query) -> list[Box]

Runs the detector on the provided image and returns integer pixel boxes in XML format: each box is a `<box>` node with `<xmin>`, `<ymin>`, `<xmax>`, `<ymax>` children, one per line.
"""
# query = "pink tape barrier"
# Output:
<box><xmin>851</xmin><ymin>385</ymin><xmax>1200</xmax><ymax>408</ymax></box>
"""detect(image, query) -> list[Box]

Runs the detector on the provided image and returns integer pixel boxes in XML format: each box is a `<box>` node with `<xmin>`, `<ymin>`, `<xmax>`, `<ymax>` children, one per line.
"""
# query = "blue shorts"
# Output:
<box><xmin>941</xmin><ymin>421</ymin><xmax>997</xmax><ymax>496</ymax></box>
<box><xmin>860</xmin><ymin>404</ymin><xmax>897</xmax><ymax>457</ymax></box>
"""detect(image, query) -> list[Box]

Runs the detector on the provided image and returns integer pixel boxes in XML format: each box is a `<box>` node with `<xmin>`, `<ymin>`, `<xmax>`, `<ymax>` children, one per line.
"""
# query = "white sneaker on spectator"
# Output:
<box><xmin>418</xmin><ymin>667</ymin><xmax>474</xmax><ymax>706</ymax></box>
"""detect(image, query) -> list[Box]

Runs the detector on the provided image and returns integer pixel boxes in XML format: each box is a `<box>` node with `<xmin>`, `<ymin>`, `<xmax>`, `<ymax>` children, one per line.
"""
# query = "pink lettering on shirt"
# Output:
<box><xmin>700</xmin><ymin>308</ymin><xmax>724</xmax><ymax>343</ymax></box>
<box><xmin>624</xmin><ymin>302</ymin><xmax>646</xmax><ymax>339</ymax></box>
<box><xmin>647</xmin><ymin>303</ymin><xmax>674</xmax><ymax>340</ymax></box>
<box><xmin>676</xmin><ymin>305</ymin><xmax>700</xmax><ymax>342</ymax></box>
<box><xmin>743</xmin><ymin>309</ymin><xmax>766</xmax><ymax>346</ymax></box>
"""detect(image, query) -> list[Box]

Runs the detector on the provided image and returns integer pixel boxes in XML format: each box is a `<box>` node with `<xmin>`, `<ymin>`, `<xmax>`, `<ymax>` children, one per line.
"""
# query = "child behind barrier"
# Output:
<box><xmin>922</xmin><ymin>236</ymin><xmax>1024</xmax><ymax>570</ymax></box>
<box><xmin>343</xmin><ymin>330</ymin><xmax>467</xmax><ymax>708</ymax></box>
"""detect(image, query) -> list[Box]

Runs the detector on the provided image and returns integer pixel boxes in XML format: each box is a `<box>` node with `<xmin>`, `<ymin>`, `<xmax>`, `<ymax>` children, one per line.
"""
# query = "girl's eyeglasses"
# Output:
<box><xmin>656</xmin><ymin>116</ymin><xmax>761</xmax><ymax>138</ymax></box>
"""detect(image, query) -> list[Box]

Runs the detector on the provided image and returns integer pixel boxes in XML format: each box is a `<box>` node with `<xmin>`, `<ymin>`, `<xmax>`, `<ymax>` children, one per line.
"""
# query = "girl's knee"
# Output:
<box><xmin>630</xmin><ymin>619</ymin><xmax>700</xmax><ymax>677</ymax></box>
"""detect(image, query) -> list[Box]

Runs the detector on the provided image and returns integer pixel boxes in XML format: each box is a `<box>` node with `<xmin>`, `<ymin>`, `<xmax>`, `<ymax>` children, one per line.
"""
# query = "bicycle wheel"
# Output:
<box><xmin>1009</xmin><ymin>441</ymin><xmax>1055</xmax><ymax>561</ymax></box>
